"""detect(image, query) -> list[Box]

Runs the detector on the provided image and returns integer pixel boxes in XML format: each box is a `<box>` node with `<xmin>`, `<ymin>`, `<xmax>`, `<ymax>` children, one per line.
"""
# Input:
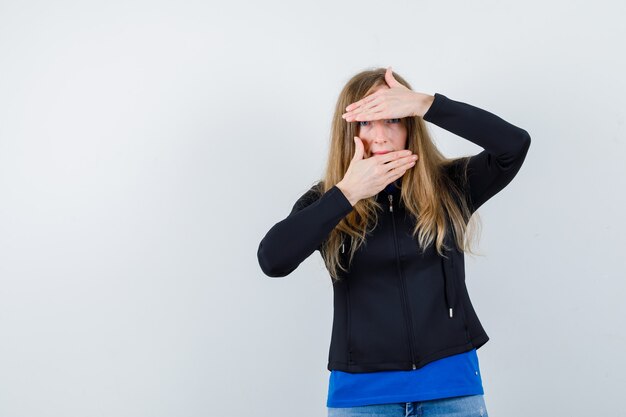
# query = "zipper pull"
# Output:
<box><xmin>412</xmin><ymin>363</ymin><xmax>416</xmax><ymax>370</ymax></box>
<box><xmin>388</xmin><ymin>194</ymin><xmax>393</xmax><ymax>212</ymax></box>
<box><xmin>341</xmin><ymin>242</ymin><xmax>345</xmax><ymax>253</ymax></box>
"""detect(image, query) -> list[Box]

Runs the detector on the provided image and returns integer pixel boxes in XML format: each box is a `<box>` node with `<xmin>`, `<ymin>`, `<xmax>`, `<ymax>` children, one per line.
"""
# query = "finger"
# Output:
<box><xmin>354</xmin><ymin>108</ymin><xmax>386</xmax><ymax>122</ymax></box>
<box><xmin>385</xmin><ymin>160</ymin><xmax>415</xmax><ymax>182</ymax></box>
<box><xmin>385</xmin><ymin>66</ymin><xmax>400</xmax><ymax>88</ymax></box>
<box><xmin>346</xmin><ymin>92</ymin><xmax>380</xmax><ymax>112</ymax></box>
<box><xmin>384</xmin><ymin>170</ymin><xmax>405</xmax><ymax>187</ymax></box>
<box><xmin>355</xmin><ymin>96</ymin><xmax>382</xmax><ymax>115</ymax></box>
<box><xmin>376</xmin><ymin>150</ymin><xmax>413</xmax><ymax>164</ymax></box>
<box><xmin>382</xmin><ymin>155</ymin><xmax>417</xmax><ymax>173</ymax></box>
<box><xmin>350</xmin><ymin>97</ymin><xmax>387</xmax><ymax>120</ymax></box>
<box><xmin>345</xmin><ymin>101</ymin><xmax>378</xmax><ymax>120</ymax></box>
<box><xmin>343</xmin><ymin>95</ymin><xmax>383</xmax><ymax>120</ymax></box>
<box><xmin>400</xmin><ymin>158</ymin><xmax>417</xmax><ymax>171</ymax></box>
<box><xmin>345</xmin><ymin>98</ymin><xmax>365</xmax><ymax>113</ymax></box>
<box><xmin>353</xmin><ymin>136</ymin><xmax>364</xmax><ymax>160</ymax></box>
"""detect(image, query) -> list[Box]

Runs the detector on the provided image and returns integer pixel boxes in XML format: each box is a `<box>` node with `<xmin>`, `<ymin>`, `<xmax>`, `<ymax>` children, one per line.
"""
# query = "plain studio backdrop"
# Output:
<box><xmin>0</xmin><ymin>0</ymin><xmax>624</xmax><ymax>416</ymax></box>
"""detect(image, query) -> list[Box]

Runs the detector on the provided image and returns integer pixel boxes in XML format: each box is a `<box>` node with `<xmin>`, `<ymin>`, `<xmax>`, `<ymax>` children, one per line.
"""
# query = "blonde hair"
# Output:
<box><xmin>317</xmin><ymin>67</ymin><xmax>483</xmax><ymax>282</ymax></box>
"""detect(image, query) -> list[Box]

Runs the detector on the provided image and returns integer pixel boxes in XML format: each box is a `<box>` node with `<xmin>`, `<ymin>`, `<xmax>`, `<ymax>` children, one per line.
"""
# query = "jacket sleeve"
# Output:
<box><xmin>257</xmin><ymin>183</ymin><xmax>354</xmax><ymax>278</ymax></box>
<box><xmin>423</xmin><ymin>93</ymin><xmax>531</xmax><ymax>213</ymax></box>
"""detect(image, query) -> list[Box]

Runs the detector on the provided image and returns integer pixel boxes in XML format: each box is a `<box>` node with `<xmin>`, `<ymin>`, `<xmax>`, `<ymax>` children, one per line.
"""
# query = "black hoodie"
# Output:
<box><xmin>257</xmin><ymin>93</ymin><xmax>531</xmax><ymax>373</ymax></box>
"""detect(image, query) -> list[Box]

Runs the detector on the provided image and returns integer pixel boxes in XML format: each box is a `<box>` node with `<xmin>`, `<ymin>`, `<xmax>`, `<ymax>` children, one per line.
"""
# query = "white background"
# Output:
<box><xmin>1</xmin><ymin>1</ymin><xmax>624</xmax><ymax>416</ymax></box>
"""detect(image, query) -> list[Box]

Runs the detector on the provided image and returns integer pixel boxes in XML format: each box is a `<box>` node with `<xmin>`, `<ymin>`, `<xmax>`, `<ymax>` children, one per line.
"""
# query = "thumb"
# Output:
<box><xmin>385</xmin><ymin>66</ymin><xmax>400</xmax><ymax>88</ymax></box>
<box><xmin>353</xmin><ymin>136</ymin><xmax>364</xmax><ymax>161</ymax></box>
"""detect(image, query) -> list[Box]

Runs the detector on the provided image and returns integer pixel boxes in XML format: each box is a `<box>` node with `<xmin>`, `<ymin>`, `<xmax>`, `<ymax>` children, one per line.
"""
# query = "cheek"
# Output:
<box><xmin>393</xmin><ymin>131</ymin><xmax>408</xmax><ymax>147</ymax></box>
<box><xmin>400</xmin><ymin>127</ymin><xmax>408</xmax><ymax>147</ymax></box>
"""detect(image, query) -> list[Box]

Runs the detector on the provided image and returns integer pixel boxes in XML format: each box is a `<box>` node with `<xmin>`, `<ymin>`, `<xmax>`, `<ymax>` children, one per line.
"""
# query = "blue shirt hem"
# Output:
<box><xmin>327</xmin><ymin>385</ymin><xmax>484</xmax><ymax>408</ymax></box>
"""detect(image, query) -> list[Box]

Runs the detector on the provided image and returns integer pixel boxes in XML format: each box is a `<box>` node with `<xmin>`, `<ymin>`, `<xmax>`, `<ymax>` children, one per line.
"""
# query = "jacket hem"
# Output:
<box><xmin>328</xmin><ymin>333</ymin><xmax>489</xmax><ymax>373</ymax></box>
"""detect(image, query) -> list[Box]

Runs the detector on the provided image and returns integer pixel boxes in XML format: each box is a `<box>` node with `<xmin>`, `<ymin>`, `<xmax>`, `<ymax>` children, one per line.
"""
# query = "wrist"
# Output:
<box><xmin>336</xmin><ymin>181</ymin><xmax>359</xmax><ymax>207</ymax></box>
<box><xmin>412</xmin><ymin>93</ymin><xmax>435</xmax><ymax>117</ymax></box>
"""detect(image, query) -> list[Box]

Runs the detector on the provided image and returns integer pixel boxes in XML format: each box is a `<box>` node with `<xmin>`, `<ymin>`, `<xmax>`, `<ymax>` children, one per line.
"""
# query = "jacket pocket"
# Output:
<box><xmin>347</xmin><ymin>283</ymin><xmax>411</xmax><ymax>364</ymax></box>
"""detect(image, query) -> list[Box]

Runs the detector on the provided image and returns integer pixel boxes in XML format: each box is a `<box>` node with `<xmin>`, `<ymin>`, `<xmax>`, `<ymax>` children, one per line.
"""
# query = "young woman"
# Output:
<box><xmin>257</xmin><ymin>67</ymin><xmax>531</xmax><ymax>417</ymax></box>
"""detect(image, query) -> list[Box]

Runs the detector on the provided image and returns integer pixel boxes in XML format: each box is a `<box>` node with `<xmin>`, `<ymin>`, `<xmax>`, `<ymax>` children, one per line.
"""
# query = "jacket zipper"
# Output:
<box><xmin>388</xmin><ymin>194</ymin><xmax>417</xmax><ymax>370</ymax></box>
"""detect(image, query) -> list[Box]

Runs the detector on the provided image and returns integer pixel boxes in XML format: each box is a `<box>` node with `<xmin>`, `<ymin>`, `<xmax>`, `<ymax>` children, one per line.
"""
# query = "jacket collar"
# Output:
<box><xmin>381</xmin><ymin>177</ymin><xmax>402</xmax><ymax>196</ymax></box>
<box><xmin>377</xmin><ymin>178</ymin><xmax>402</xmax><ymax>202</ymax></box>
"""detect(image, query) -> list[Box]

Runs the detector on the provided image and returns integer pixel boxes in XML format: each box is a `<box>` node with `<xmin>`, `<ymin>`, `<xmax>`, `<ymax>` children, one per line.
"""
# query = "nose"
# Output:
<box><xmin>370</xmin><ymin>121</ymin><xmax>389</xmax><ymax>143</ymax></box>
<box><xmin>362</xmin><ymin>121</ymin><xmax>390</xmax><ymax>156</ymax></box>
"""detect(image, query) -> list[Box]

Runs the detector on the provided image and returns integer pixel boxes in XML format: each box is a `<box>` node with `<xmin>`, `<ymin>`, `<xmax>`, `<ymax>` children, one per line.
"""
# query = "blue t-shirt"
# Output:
<box><xmin>327</xmin><ymin>349</ymin><xmax>484</xmax><ymax>408</ymax></box>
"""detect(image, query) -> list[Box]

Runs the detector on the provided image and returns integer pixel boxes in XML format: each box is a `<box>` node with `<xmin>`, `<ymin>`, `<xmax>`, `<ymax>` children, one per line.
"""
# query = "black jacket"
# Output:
<box><xmin>257</xmin><ymin>93</ymin><xmax>531</xmax><ymax>373</ymax></box>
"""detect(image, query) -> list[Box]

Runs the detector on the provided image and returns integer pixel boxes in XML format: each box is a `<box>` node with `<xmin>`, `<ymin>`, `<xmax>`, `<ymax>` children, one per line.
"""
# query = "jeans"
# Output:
<box><xmin>327</xmin><ymin>394</ymin><xmax>488</xmax><ymax>417</ymax></box>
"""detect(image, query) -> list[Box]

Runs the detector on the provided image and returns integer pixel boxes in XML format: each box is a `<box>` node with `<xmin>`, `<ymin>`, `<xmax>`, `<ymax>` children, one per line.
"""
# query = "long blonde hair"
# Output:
<box><xmin>318</xmin><ymin>67</ymin><xmax>483</xmax><ymax>281</ymax></box>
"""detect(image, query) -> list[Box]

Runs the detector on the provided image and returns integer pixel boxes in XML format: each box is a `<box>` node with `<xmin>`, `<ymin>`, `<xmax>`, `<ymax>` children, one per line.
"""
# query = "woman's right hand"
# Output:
<box><xmin>335</xmin><ymin>136</ymin><xmax>418</xmax><ymax>206</ymax></box>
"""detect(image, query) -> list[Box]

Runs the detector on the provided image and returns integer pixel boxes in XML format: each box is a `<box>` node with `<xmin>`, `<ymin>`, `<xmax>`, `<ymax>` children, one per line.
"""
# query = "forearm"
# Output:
<box><xmin>422</xmin><ymin>93</ymin><xmax>532</xmax><ymax>212</ymax></box>
<box><xmin>257</xmin><ymin>185</ymin><xmax>353</xmax><ymax>277</ymax></box>
<box><xmin>422</xmin><ymin>93</ymin><xmax>530</xmax><ymax>157</ymax></box>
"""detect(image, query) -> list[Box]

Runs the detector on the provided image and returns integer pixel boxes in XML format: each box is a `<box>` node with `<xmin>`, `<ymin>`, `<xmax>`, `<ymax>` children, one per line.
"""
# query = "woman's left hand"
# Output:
<box><xmin>342</xmin><ymin>67</ymin><xmax>435</xmax><ymax>121</ymax></box>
